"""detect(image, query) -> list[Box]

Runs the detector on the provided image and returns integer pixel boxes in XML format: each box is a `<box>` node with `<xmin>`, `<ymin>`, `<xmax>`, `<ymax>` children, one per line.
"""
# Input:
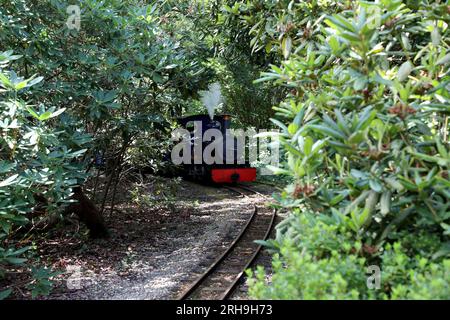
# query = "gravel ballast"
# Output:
<box><xmin>33</xmin><ymin>178</ymin><xmax>276</xmax><ymax>300</ymax></box>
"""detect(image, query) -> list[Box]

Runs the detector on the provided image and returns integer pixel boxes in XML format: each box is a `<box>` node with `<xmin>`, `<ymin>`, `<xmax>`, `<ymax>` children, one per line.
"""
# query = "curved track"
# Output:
<box><xmin>177</xmin><ymin>184</ymin><xmax>276</xmax><ymax>300</ymax></box>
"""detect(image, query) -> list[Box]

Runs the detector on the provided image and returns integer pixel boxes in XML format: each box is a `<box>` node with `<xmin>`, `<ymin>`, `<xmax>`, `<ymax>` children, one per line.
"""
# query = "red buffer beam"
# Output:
<box><xmin>211</xmin><ymin>168</ymin><xmax>257</xmax><ymax>183</ymax></box>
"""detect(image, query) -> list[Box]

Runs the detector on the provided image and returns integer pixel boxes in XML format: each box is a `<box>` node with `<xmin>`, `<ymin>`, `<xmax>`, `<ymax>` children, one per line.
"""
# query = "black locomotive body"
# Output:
<box><xmin>176</xmin><ymin>114</ymin><xmax>256</xmax><ymax>183</ymax></box>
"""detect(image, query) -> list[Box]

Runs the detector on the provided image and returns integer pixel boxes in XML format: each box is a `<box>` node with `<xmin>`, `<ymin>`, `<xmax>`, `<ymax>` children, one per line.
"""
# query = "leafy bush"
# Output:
<box><xmin>248</xmin><ymin>211</ymin><xmax>450</xmax><ymax>299</ymax></box>
<box><xmin>0</xmin><ymin>51</ymin><xmax>86</xmax><ymax>298</ymax></box>
<box><xmin>0</xmin><ymin>0</ymin><xmax>213</xmax><ymax>180</ymax></box>
<box><xmin>0</xmin><ymin>0</ymin><xmax>214</xmax><ymax>298</ymax></box>
<box><xmin>223</xmin><ymin>0</ymin><xmax>450</xmax><ymax>299</ymax></box>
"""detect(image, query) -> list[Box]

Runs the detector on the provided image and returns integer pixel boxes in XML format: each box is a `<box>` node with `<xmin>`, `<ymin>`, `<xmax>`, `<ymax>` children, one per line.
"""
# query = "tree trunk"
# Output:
<box><xmin>66</xmin><ymin>186</ymin><xmax>109</xmax><ymax>238</ymax></box>
<box><xmin>19</xmin><ymin>187</ymin><xmax>108</xmax><ymax>239</ymax></box>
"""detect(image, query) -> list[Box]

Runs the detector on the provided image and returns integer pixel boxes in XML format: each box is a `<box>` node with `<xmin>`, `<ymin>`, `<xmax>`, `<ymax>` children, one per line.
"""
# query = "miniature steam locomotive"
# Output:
<box><xmin>175</xmin><ymin>114</ymin><xmax>256</xmax><ymax>183</ymax></box>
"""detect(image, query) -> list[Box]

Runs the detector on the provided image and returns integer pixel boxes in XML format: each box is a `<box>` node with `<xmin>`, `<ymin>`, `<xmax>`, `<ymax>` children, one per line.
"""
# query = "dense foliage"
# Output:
<box><xmin>0</xmin><ymin>52</ymin><xmax>80</xmax><ymax>298</ymax></box>
<box><xmin>0</xmin><ymin>0</ymin><xmax>214</xmax><ymax>298</ymax></box>
<box><xmin>223</xmin><ymin>0</ymin><xmax>450</xmax><ymax>299</ymax></box>
<box><xmin>1</xmin><ymin>0</ymin><xmax>449</xmax><ymax>300</ymax></box>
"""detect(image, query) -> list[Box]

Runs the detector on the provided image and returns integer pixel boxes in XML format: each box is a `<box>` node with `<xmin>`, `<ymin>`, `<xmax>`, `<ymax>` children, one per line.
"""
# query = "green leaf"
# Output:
<box><xmin>325</xmin><ymin>15</ymin><xmax>355</xmax><ymax>33</ymax></box>
<box><xmin>385</xmin><ymin>177</ymin><xmax>404</xmax><ymax>192</ymax></box>
<box><xmin>164</xmin><ymin>64</ymin><xmax>178</xmax><ymax>69</ymax></box>
<box><xmin>5</xmin><ymin>257</ymin><xmax>27</xmax><ymax>264</ymax></box>
<box><xmin>67</xmin><ymin>149</ymin><xmax>88</xmax><ymax>158</ymax></box>
<box><xmin>303</xmin><ymin>136</ymin><xmax>313</xmax><ymax>156</ymax></box>
<box><xmin>0</xmin><ymin>161</ymin><xmax>14</xmax><ymax>174</ymax></box>
<box><xmin>432</xmin><ymin>242</ymin><xmax>450</xmax><ymax>260</ymax></box>
<box><xmin>345</xmin><ymin>190</ymin><xmax>370</xmax><ymax>215</ymax></box>
<box><xmin>281</xmin><ymin>36</ymin><xmax>292</xmax><ymax>59</ymax></box>
<box><xmin>309</xmin><ymin>124</ymin><xmax>346</xmax><ymax>140</ymax></box>
<box><xmin>359</xmin><ymin>207</ymin><xmax>371</xmax><ymax>227</ymax></box>
<box><xmin>152</xmin><ymin>72</ymin><xmax>164</xmax><ymax>83</ymax></box>
<box><xmin>10</xmin><ymin>246</ymin><xmax>31</xmax><ymax>256</ymax></box>
<box><xmin>401</xmin><ymin>34</ymin><xmax>411</xmax><ymax>50</ymax></box>
<box><xmin>329</xmin><ymin>36</ymin><xmax>340</xmax><ymax>54</ymax></box>
<box><xmin>363</xmin><ymin>191</ymin><xmax>379</xmax><ymax>219</ymax></box>
<box><xmin>436</xmin><ymin>53</ymin><xmax>450</xmax><ymax>65</ymax></box>
<box><xmin>397</xmin><ymin>61</ymin><xmax>413</xmax><ymax>82</ymax></box>
<box><xmin>26</xmin><ymin>107</ymin><xmax>40</xmax><ymax>120</ymax></box>
<box><xmin>0</xmin><ymin>220</ymin><xmax>12</xmax><ymax>234</ymax></box>
<box><xmin>270</xmin><ymin>118</ymin><xmax>289</xmax><ymax>134</ymax></box>
<box><xmin>38</xmin><ymin>111</ymin><xmax>53</xmax><ymax>121</ymax></box>
<box><xmin>287</xmin><ymin>123</ymin><xmax>299</xmax><ymax>135</ymax></box>
<box><xmin>265</xmin><ymin>165</ymin><xmax>291</xmax><ymax>176</ymax></box>
<box><xmin>380</xmin><ymin>191</ymin><xmax>391</xmax><ymax>215</ymax></box>
<box><xmin>0</xmin><ymin>174</ymin><xmax>19</xmax><ymax>187</ymax></box>
<box><xmin>369</xmin><ymin>179</ymin><xmax>383</xmax><ymax>193</ymax></box>
<box><xmin>14</xmin><ymin>80</ymin><xmax>28</xmax><ymax>90</ymax></box>
<box><xmin>431</xmin><ymin>26</ymin><xmax>441</xmax><ymax>46</ymax></box>
<box><xmin>353</xmin><ymin>77</ymin><xmax>367</xmax><ymax>90</ymax></box>
<box><xmin>27</xmin><ymin>76</ymin><xmax>43</xmax><ymax>87</ymax></box>
<box><xmin>335</xmin><ymin>109</ymin><xmax>350</xmax><ymax>135</ymax></box>
<box><xmin>0</xmin><ymin>73</ymin><xmax>12</xmax><ymax>88</ymax></box>
<box><xmin>330</xmin><ymin>191</ymin><xmax>348</xmax><ymax>206</ymax></box>
<box><xmin>0</xmin><ymin>289</ymin><xmax>12</xmax><ymax>300</ymax></box>
<box><xmin>49</xmin><ymin>108</ymin><xmax>66</xmax><ymax>119</ymax></box>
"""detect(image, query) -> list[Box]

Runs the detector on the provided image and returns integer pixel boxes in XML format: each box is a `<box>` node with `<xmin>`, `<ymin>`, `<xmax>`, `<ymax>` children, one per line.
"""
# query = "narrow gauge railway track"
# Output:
<box><xmin>177</xmin><ymin>184</ymin><xmax>276</xmax><ymax>300</ymax></box>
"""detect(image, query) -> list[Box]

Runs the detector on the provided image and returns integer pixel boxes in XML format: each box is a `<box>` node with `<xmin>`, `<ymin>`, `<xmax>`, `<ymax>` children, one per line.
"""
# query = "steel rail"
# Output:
<box><xmin>219</xmin><ymin>207</ymin><xmax>276</xmax><ymax>300</ymax></box>
<box><xmin>177</xmin><ymin>186</ymin><xmax>257</xmax><ymax>299</ymax></box>
<box><xmin>177</xmin><ymin>185</ymin><xmax>276</xmax><ymax>300</ymax></box>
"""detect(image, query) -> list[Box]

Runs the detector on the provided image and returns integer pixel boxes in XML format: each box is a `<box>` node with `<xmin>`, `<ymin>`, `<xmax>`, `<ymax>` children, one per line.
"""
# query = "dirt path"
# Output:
<box><xmin>33</xmin><ymin>178</ymin><xmax>276</xmax><ymax>300</ymax></box>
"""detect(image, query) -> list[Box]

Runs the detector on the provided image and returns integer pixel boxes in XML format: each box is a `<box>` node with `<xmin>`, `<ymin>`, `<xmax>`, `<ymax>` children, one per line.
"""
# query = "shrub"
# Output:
<box><xmin>0</xmin><ymin>0</ymin><xmax>214</xmax><ymax>299</ymax></box>
<box><xmin>223</xmin><ymin>0</ymin><xmax>450</xmax><ymax>299</ymax></box>
<box><xmin>0</xmin><ymin>51</ymin><xmax>87</xmax><ymax>298</ymax></box>
<box><xmin>248</xmin><ymin>211</ymin><xmax>450</xmax><ymax>299</ymax></box>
